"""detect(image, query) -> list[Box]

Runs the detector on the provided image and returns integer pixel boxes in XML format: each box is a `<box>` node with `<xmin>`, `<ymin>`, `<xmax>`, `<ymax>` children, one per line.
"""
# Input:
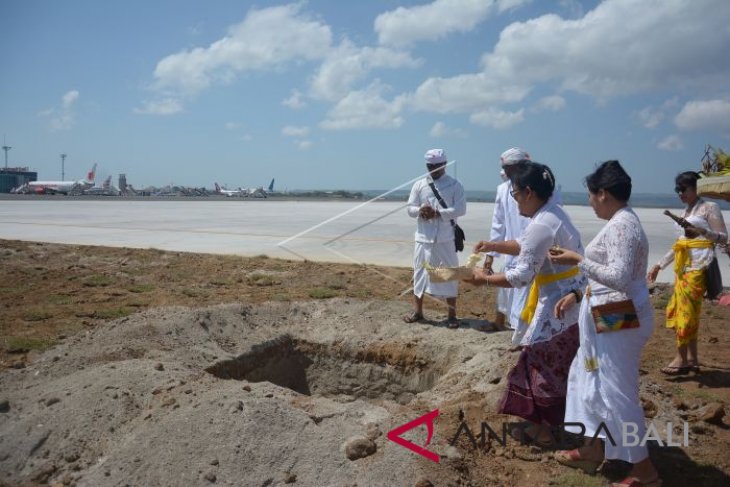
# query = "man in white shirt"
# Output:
<box><xmin>483</xmin><ymin>148</ymin><xmax>531</xmax><ymax>338</ymax></box>
<box><xmin>404</xmin><ymin>149</ymin><xmax>467</xmax><ymax>328</ymax></box>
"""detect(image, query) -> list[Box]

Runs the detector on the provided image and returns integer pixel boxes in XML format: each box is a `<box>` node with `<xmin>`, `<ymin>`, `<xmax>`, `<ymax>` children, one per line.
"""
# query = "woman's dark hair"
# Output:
<box><xmin>509</xmin><ymin>161</ymin><xmax>555</xmax><ymax>200</ymax></box>
<box><xmin>585</xmin><ymin>160</ymin><xmax>632</xmax><ymax>202</ymax></box>
<box><xmin>675</xmin><ymin>171</ymin><xmax>700</xmax><ymax>190</ymax></box>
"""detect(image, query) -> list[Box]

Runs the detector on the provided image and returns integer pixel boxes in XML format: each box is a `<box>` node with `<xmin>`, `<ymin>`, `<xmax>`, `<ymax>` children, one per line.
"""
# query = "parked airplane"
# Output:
<box><xmin>84</xmin><ymin>175</ymin><xmax>120</xmax><ymax>196</ymax></box>
<box><xmin>27</xmin><ymin>164</ymin><xmax>97</xmax><ymax>194</ymax></box>
<box><xmin>214</xmin><ymin>182</ymin><xmax>244</xmax><ymax>197</ymax></box>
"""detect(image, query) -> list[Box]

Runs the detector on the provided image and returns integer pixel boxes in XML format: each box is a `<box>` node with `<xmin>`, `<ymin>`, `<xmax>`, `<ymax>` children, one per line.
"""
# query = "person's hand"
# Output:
<box><xmin>482</xmin><ymin>255</ymin><xmax>494</xmax><ymax>275</ymax></box>
<box><xmin>647</xmin><ymin>264</ymin><xmax>660</xmax><ymax>284</ymax></box>
<box><xmin>554</xmin><ymin>293</ymin><xmax>577</xmax><ymax>319</ymax></box>
<box><xmin>463</xmin><ymin>268</ymin><xmax>491</xmax><ymax>286</ymax></box>
<box><xmin>549</xmin><ymin>247</ymin><xmax>582</xmax><ymax>266</ymax></box>
<box><xmin>419</xmin><ymin>205</ymin><xmax>436</xmax><ymax>219</ymax></box>
<box><xmin>684</xmin><ymin>227</ymin><xmax>706</xmax><ymax>239</ymax></box>
<box><xmin>474</xmin><ymin>240</ymin><xmax>493</xmax><ymax>253</ymax></box>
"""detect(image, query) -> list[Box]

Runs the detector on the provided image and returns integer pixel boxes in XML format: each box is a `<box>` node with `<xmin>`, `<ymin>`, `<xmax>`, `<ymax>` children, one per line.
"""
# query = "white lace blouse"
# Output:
<box><xmin>578</xmin><ymin>207</ymin><xmax>649</xmax><ymax>306</ymax></box>
<box><xmin>505</xmin><ymin>200</ymin><xmax>587</xmax><ymax>344</ymax></box>
<box><xmin>657</xmin><ymin>199</ymin><xmax>728</xmax><ymax>272</ymax></box>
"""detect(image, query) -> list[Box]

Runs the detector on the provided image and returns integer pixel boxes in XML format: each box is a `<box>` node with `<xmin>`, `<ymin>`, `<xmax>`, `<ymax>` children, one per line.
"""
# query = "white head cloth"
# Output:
<box><xmin>424</xmin><ymin>148</ymin><xmax>448</xmax><ymax>164</ymax></box>
<box><xmin>500</xmin><ymin>147</ymin><xmax>530</xmax><ymax>167</ymax></box>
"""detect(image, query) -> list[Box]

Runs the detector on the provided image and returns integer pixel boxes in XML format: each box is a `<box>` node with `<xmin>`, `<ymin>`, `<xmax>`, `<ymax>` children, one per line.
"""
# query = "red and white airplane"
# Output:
<box><xmin>27</xmin><ymin>164</ymin><xmax>97</xmax><ymax>194</ymax></box>
<box><xmin>214</xmin><ymin>182</ymin><xmax>244</xmax><ymax>197</ymax></box>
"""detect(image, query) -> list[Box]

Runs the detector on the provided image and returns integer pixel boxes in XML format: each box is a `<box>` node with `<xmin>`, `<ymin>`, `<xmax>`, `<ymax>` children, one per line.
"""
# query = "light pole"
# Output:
<box><xmin>60</xmin><ymin>154</ymin><xmax>67</xmax><ymax>180</ymax></box>
<box><xmin>1</xmin><ymin>145</ymin><xmax>10</xmax><ymax>169</ymax></box>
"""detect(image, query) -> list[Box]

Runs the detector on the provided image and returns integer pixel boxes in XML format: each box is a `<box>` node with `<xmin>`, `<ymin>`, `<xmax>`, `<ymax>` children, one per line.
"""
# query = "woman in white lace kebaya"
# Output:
<box><xmin>550</xmin><ymin>161</ymin><xmax>661</xmax><ymax>487</ymax></box>
<box><xmin>468</xmin><ymin>162</ymin><xmax>586</xmax><ymax>443</ymax></box>
<box><xmin>647</xmin><ymin>171</ymin><xmax>727</xmax><ymax>376</ymax></box>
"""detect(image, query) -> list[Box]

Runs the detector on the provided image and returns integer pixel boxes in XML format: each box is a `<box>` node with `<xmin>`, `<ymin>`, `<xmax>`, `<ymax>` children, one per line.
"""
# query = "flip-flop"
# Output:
<box><xmin>402</xmin><ymin>311</ymin><xmax>424</xmax><ymax>323</ymax></box>
<box><xmin>554</xmin><ymin>449</ymin><xmax>602</xmax><ymax>474</ymax></box>
<box><xmin>611</xmin><ymin>475</ymin><xmax>662</xmax><ymax>487</ymax></box>
<box><xmin>446</xmin><ymin>317</ymin><xmax>460</xmax><ymax>329</ymax></box>
<box><xmin>660</xmin><ymin>365</ymin><xmax>690</xmax><ymax>376</ymax></box>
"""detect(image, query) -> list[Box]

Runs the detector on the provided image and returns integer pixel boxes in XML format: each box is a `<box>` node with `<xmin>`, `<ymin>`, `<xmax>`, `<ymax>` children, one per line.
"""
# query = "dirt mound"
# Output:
<box><xmin>0</xmin><ymin>299</ymin><xmax>513</xmax><ymax>486</ymax></box>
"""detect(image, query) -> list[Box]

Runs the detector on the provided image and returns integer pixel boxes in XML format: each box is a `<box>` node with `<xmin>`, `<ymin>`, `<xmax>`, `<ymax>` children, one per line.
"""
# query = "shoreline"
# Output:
<box><xmin>0</xmin><ymin>192</ymin><xmax>696</xmax><ymax>209</ymax></box>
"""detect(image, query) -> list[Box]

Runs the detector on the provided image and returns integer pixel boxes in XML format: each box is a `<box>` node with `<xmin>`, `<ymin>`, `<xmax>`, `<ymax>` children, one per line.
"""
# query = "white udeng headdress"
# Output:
<box><xmin>424</xmin><ymin>148</ymin><xmax>448</xmax><ymax>164</ymax></box>
<box><xmin>500</xmin><ymin>147</ymin><xmax>530</xmax><ymax>166</ymax></box>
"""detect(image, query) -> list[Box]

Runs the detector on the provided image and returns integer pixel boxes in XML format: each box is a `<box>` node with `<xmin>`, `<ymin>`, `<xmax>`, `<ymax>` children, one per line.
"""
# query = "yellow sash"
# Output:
<box><xmin>672</xmin><ymin>239</ymin><xmax>713</xmax><ymax>274</ymax></box>
<box><xmin>520</xmin><ymin>266</ymin><xmax>579</xmax><ymax>325</ymax></box>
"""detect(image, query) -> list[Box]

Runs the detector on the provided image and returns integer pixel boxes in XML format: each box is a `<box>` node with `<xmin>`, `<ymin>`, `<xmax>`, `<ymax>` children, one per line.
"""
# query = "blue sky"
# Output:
<box><xmin>2</xmin><ymin>0</ymin><xmax>730</xmax><ymax>192</ymax></box>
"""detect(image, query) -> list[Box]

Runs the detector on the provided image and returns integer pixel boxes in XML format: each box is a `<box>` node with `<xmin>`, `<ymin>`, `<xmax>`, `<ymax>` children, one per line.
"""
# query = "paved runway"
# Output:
<box><xmin>1</xmin><ymin>199</ymin><xmax>728</xmax><ymax>284</ymax></box>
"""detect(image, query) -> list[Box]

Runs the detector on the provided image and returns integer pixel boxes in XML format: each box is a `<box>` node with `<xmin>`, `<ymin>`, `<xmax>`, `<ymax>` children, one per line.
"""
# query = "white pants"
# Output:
<box><xmin>413</xmin><ymin>241</ymin><xmax>459</xmax><ymax>298</ymax></box>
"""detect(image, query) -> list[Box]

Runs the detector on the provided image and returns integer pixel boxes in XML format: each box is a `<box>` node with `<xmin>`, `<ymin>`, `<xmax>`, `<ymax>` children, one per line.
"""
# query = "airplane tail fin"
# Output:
<box><xmin>86</xmin><ymin>163</ymin><xmax>97</xmax><ymax>183</ymax></box>
<box><xmin>214</xmin><ymin>182</ymin><xmax>221</xmax><ymax>193</ymax></box>
<box><xmin>268</xmin><ymin>178</ymin><xmax>275</xmax><ymax>192</ymax></box>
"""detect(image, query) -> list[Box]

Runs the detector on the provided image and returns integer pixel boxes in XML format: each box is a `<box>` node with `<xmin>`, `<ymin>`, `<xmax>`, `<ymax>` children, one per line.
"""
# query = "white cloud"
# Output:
<box><xmin>657</xmin><ymin>134</ymin><xmax>684</xmax><ymax>151</ymax></box>
<box><xmin>635</xmin><ymin>98</ymin><xmax>679</xmax><ymax>129</ymax></box>
<box><xmin>637</xmin><ymin>106</ymin><xmax>664</xmax><ymax>129</ymax></box>
<box><xmin>282</xmin><ymin>89</ymin><xmax>306</xmax><ymax>109</ymax></box>
<box><xmin>498</xmin><ymin>0</ymin><xmax>531</xmax><ymax>12</ymax></box>
<box><xmin>470</xmin><ymin>107</ymin><xmax>524</xmax><ymax>129</ymax></box>
<box><xmin>297</xmin><ymin>140</ymin><xmax>313</xmax><ymax>150</ymax></box>
<box><xmin>320</xmin><ymin>83</ymin><xmax>405</xmax><ymax>130</ymax></box>
<box><xmin>430</xmin><ymin>121</ymin><xmax>467</xmax><ymax>138</ymax></box>
<box><xmin>674</xmin><ymin>99</ymin><xmax>730</xmax><ymax>134</ymax></box>
<box><xmin>309</xmin><ymin>41</ymin><xmax>419</xmax><ymax>101</ymax></box>
<box><xmin>375</xmin><ymin>0</ymin><xmax>527</xmax><ymax>46</ymax></box>
<box><xmin>282</xmin><ymin>125</ymin><xmax>310</xmax><ymax>137</ymax></box>
<box><xmin>225</xmin><ymin>122</ymin><xmax>242</xmax><ymax>130</ymax></box>
<box><xmin>151</xmin><ymin>4</ymin><xmax>332</xmax><ymax>97</ymax></box>
<box><xmin>534</xmin><ymin>95</ymin><xmax>566</xmax><ymax>112</ymax></box>
<box><xmin>41</xmin><ymin>90</ymin><xmax>80</xmax><ymax>130</ymax></box>
<box><xmin>408</xmin><ymin>73</ymin><xmax>530</xmax><ymax>114</ymax></box>
<box><xmin>134</xmin><ymin>98</ymin><xmax>184</xmax><ymax>116</ymax></box>
<box><xmin>481</xmin><ymin>0</ymin><xmax>730</xmax><ymax>98</ymax></box>
<box><xmin>62</xmin><ymin>90</ymin><xmax>79</xmax><ymax>109</ymax></box>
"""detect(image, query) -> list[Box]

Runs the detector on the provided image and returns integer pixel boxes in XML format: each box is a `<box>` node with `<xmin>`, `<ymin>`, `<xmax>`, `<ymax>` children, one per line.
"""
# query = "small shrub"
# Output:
<box><xmin>94</xmin><ymin>307</ymin><xmax>132</xmax><ymax>319</ymax></box>
<box><xmin>128</xmin><ymin>284</ymin><xmax>154</xmax><ymax>293</ymax></box>
<box><xmin>83</xmin><ymin>275</ymin><xmax>114</xmax><ymax>287</ymax></box>
<box><xmin>23</xmin><ymin>311</ymin><xmax>53</xmax><ymax>321</ymax></box>
<box><xmin>5</xmin><ymin>336</ymin><xmax>56</xmax><ymax>353</ymax></box>
<box><xmin>309</xmin><ymin>287</ymin><xmax>338</xmax><ymax>299</ymax></box>
<box><xmin>47</xmin><ymin>294</ymin><xmax>72</xmax><ymax>305</ymax></box>
<box><xmin>248</xmin><ymin>273</ymin><xmax>281</xmax><ymax>286</ymax></box>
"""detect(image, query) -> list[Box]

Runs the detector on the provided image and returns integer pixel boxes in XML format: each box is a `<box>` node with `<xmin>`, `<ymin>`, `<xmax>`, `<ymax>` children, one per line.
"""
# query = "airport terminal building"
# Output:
<box><xmin>0</xmin><ymin>168</ymin><xmax>37</xmax><ymax>193</ymax></box>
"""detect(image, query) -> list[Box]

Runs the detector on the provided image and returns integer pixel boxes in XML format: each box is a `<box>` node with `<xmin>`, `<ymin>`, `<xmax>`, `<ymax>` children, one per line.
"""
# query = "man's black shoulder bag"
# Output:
<box><xmin>428</xmin><ymin>181</ymin><xmax>465</xmax><ymax>252</ymax></box>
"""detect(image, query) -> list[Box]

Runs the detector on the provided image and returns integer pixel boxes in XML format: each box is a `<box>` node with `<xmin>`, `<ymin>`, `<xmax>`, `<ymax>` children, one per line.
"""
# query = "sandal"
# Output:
<box><xmin>446</xmin><ymin>317</ymin><xmax>460</xmax><ymax>329</ymax></box>
<box><xmin>687</xmin><ymin>361</ymin><xmax>701</xmax><ymax>374</ymax></box>
<box><xmin>660</xmin><ymin>365</ymin><xmax>690</xmax><ymax>376</ymax></box>
<box><xmin>611</xmin><ymin>475</ymin><xmax>662</xmax><ymax>487</ymax></box>
<box><xmin>554</xmin><ymin>448</ymin><xmax>602</xmax><ymax>474</ymax></box>
<box><xmin>402</xmin><ymin>311</ymin><xmax>424</xmax><ymax>323</ymax></box>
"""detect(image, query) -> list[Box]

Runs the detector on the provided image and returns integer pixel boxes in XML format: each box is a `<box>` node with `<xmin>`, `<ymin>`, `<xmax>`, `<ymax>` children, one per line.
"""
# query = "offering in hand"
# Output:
<box><xmin>465</xmin><ymin>253</ymin><xmax>482</xmax><ymax>268</ymax></box>
<box><xmin>423</xmin><ymin>262</ymin><xmax>474</xmax><ymax>282</ymax></box>
<box><xmin>549</xmin><ymin>245</ymin><xmax>563</xmax><ymax>256</ymax></box>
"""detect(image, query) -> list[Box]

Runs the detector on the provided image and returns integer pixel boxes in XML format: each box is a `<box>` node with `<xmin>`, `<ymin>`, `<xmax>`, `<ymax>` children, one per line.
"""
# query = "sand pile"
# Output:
<box><xmin>0</xmin><ymin>299</ymin><xmax>513</xmax><ymax>486</ymax></box>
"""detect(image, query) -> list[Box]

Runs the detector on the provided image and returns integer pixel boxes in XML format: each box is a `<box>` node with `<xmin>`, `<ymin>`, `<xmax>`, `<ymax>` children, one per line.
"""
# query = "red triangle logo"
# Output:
<box><xmin>386</xmin><ymin>409</ymin><xmax>440</xmax><ymax>463</ymax></box>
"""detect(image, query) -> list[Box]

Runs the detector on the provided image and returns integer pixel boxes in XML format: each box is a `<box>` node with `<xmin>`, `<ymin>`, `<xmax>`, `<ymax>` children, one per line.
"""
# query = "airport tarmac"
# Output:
<box><xmin>1</xmin><ymin>199</ymin><xmax>728</xmax><ymax>284</ymax></box>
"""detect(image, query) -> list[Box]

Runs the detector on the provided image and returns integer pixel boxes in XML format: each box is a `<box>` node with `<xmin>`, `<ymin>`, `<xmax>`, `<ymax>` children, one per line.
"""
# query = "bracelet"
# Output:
<box><xmin>570</xmin><ymin>289</ymin><xmax>582</xmax><ymax>303</ymax></box>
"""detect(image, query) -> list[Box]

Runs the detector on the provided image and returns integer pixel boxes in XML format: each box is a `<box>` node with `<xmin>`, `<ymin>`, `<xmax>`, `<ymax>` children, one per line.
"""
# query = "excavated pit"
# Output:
<box><xmin>205</xmin><ymin>335</ymin><xmax>439</xmax><ymax>404</ymax></box>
